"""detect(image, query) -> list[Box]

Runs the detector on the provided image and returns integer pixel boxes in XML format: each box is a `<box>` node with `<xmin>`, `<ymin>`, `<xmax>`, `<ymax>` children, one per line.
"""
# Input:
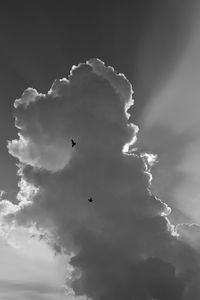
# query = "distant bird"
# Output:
<box><xmin>71</xmin><ymin>139</ymin><xmax>76</xmax><ymax>147</ymax></box>
<box><xmin>88</xmin><ymin>197</ymin><xmax>93</xmax><ymax>203</ymax></box>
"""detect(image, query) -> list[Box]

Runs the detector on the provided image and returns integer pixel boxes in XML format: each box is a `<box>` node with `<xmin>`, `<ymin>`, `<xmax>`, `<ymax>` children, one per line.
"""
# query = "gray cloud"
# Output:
<box><xmin>0</xmin><ymin>280</ymin><xmax>64</xmax><ymax>293</ymax></box>
<box><xmin>0</xmin><ymin>280</ymin><xmax>67</xmax><ymax>300</ymax></box>
<box><xmin>6</xmin><ymin>59</ymin><xmax>200</xmax><ymax>299</ymax></box>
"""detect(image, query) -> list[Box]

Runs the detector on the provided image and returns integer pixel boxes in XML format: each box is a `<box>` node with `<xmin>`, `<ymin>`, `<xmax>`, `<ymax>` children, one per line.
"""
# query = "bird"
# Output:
<box><xmin>71</xmin><ymin>139</ymin><xmax>76</xmax><ymax>147</ymax></box>
<box><xmin>88</xmin><ymin>197</ymin><xmax>93</xmax><ymax>203</ymax></box>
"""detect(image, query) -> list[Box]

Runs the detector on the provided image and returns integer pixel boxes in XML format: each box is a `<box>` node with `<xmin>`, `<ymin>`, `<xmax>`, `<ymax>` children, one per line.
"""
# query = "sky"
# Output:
<box><xmin>1</xmin><ymin>1</ymin><xmax>200</xmax><ymax>299</ymax></box>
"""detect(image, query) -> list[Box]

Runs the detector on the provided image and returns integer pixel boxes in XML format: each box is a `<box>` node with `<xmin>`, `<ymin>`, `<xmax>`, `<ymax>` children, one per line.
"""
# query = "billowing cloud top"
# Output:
<box><xmin>4</xmin><ymin>59</ymin><xmax>200</xmax><ymax>299</ymax></box>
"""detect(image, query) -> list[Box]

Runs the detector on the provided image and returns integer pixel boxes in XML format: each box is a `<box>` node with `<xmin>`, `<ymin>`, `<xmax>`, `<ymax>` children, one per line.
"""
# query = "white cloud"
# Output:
<box><xmin>3</xmin><ymin>59</ymin><xmax>200</xmax><ymax>299</ymax></box>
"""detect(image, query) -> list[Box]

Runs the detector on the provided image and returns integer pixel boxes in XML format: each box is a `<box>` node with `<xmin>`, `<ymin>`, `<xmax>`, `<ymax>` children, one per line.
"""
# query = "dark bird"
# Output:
<box><xmin>88</xmin><ymin>197</ymin><xmax>93</xmax><ymax>203</ymax></box>
<box><xmin>71</xmin><ymin>139</ymin><xmax>76</xmax><ymax>147</ymax></box>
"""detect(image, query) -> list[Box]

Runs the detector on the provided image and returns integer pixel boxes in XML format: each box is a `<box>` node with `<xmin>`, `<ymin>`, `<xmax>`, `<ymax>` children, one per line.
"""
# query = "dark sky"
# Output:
<box><xmin>0</xmin><ymin>0</ymin><xmax>196</xmax><ymax>200</ymax></box>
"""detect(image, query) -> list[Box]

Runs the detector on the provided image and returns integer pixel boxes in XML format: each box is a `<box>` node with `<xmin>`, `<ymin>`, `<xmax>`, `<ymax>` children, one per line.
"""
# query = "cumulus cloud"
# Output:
<box><xmin>8</xmin><ymin>87</ymin><xmax>73</xmax><ymax>172</ymax></box>
<box><xmin>3</xmin><ymin>59</ymin><xmax>200</xmax><ymax>299</ymax></box>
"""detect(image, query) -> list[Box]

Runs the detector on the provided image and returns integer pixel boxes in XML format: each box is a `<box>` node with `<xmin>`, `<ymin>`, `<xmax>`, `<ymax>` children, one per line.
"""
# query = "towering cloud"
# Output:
<box><xmin>3</xmin><ymin>59</ymin><xmax>200</xmax><ymax>299</ymax></box>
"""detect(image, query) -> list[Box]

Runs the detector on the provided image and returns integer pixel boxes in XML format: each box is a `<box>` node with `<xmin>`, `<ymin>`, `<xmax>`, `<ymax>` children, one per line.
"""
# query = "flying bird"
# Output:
<box><xmin>71</xmin><ymin>139</ymin><xmax>76</xmax><ymax>147</ymax></box>
<box><xmin>88</xmin><ymin>197</ymin><xmax>93</xmax><ymax>203</ymax></box>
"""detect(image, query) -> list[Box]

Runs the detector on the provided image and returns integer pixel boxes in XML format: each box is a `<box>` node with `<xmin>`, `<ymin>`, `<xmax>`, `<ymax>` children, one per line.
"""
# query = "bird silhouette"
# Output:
<box><xmin>88</xmin><ymin>197</ymin><xmax>93</xmax><ymax>203</ymax></box>
<box><xmin>71</xmin><ymin>139</ymin><xmax>76</xmax><ymax>147</ymax></box>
